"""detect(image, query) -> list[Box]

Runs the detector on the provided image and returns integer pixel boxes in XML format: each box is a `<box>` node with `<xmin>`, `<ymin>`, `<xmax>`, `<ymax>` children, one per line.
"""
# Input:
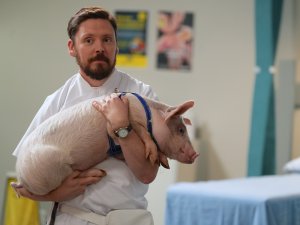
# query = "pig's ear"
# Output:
<box><xmin>165</xmin><ymin>100</ymin><xmax>194</xmax><ymax>122</ymax></box>
<box><xmin>183</xmin><ymin>117</ymin><xmax>192</xmax><ymax>125</ymax></box>
<box><xmin>159</xmin><ymin>153</ymin><xmax>170</xmax><ymax>169</ymax></box>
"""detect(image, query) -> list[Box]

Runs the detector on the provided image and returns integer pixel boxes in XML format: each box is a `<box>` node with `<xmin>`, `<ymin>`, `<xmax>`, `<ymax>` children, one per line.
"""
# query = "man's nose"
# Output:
<box><xmin>95</xmin><ymin>41</ymin><xmax>104</xmax><ymax>54</ymax></box>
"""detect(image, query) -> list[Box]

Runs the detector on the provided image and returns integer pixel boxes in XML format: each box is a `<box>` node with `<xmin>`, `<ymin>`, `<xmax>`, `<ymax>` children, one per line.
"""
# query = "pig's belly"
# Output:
<box><xmin>70</xmin><ymin>134</ymin><xmax>111</xmax><ymax>171</ymax></box>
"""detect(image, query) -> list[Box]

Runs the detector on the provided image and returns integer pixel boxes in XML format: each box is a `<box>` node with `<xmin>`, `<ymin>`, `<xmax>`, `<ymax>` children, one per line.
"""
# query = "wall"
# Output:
<box><xmin>0</xmin><ymin>0</ymin><xmax>255</xmax><ymax>224</ymax></box>
<box><xmin>275</xmin><ymin>0</ymin><xmax>297</xmax><ymax>173</ymax></box>
<box><xmin>292</xmin><ymin>0</ymin><xmax>300</xmax><ymax>159</ymax></box>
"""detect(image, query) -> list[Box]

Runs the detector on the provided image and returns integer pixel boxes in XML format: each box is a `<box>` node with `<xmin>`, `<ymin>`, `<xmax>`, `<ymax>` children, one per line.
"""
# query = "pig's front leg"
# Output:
<box><xmin>131</xmin><ymin>122</ymin><xmax>158</xmax><ymax>165</ymax></box>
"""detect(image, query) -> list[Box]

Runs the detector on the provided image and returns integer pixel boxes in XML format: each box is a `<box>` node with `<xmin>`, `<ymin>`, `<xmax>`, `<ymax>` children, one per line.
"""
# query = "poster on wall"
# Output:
<box><xmin>156</xmin><ymin>11</ymin><xmax>194</xmax><ymax>71</ymax></box>
<box><xmin>115</xmin><ymin>10</ymin><xmax>148</xmax><ymax>68</ymax></box>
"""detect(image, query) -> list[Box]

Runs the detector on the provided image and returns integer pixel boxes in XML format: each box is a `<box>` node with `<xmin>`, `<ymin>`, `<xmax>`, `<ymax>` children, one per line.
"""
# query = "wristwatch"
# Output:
<box><xmin>114</xmin><ymin>124</ymin><xmax>132</xmax><ymax>138</ymax></box>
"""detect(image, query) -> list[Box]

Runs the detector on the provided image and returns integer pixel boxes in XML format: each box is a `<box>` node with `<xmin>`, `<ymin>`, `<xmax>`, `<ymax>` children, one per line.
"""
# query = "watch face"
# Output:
<box><xmin>115</xmin><ymin>125</ymin><xmax>132</xmax><ymax>138</ymax></box>
<box><xmin>118</xmin><ymin>128</ymin><xmax>129</xmax><ymax>138</ymax></box>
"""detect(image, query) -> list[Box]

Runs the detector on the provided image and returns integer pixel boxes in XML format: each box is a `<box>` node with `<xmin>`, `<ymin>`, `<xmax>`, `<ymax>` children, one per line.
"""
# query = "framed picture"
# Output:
<box><xmin>156</xmin><ymin>11</ymin><xmax>194</xmax><ymax>71</ymax></box>
<box><xmin>115</xmin><ymin>10</ymin><xmax>148</xmax><ymax>68</ymax></box>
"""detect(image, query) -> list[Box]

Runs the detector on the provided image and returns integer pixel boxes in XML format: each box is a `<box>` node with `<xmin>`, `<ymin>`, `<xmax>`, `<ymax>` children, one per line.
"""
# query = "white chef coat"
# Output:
<box><xmin>13</xmin><ymin>68</ymin><xmax>158</xmax><ymax>225</ymax></box>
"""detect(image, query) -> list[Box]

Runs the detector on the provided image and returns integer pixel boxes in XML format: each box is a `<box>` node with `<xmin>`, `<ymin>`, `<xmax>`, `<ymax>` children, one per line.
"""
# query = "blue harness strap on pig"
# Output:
<box><xmin>107</xmin><ymin>92</ymin><xmax>160</xmax><ymax>156</ymax></box>
<box><xmin>130</xmin><ymin>92</ymin><xmax>160</xmax><ymax>151</ymax></box>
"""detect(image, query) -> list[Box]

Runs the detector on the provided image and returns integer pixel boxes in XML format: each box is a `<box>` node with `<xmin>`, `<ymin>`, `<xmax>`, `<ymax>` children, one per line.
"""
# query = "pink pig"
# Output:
<box><xmin>16</xmin><ymin>93</ymin><xmax>198</xmax><ymax>195</ymax></box>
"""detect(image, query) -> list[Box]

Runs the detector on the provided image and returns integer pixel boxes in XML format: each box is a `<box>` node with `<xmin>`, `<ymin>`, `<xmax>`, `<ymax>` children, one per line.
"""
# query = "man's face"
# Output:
<box><xmin>68</xmin><ymin>19</ymin><xmax>118</xmax><ymax>81</ymax></box>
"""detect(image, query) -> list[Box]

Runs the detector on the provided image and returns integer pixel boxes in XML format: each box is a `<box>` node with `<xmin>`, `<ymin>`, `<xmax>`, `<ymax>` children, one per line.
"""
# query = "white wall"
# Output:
<box><xmin>0</xmin><ymin>1</ymin><xmax>256</xmax><ymax>224</ymax></box>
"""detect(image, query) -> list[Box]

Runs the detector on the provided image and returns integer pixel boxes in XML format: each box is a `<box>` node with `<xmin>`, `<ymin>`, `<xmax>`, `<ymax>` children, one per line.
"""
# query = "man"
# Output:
<box><xmin>12</xmin><ymin>6</ymin><xmax>159</xmax><ymax>225</ymax></box>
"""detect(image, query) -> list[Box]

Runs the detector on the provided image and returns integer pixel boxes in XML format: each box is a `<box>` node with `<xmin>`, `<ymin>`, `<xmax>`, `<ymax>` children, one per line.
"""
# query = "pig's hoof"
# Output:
<box><xmin>147</xmin><ymin>148</ymin><xmax>158</xmax><ymax>165</ymax></box>
<box><xmin>145</xmin><ymin>142</ymin><xmax>158</xmax><ymax>165</ymax></box>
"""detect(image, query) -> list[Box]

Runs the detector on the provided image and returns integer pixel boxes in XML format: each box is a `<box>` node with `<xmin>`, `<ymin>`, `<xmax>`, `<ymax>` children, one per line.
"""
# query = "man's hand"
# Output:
<box><xmin>92</xmin><ymin>93</ymin><xmax>130</xmax><ymax>131</ymax></box>
<box><xmin>11</xmin><ymin>168</ymin><xmax>106</xmax><ymax>202</ymax></box>
<box><xmin>93</xmin><ymin>93</ymin><xmax>159</xmax><ymax>184</ymax></box>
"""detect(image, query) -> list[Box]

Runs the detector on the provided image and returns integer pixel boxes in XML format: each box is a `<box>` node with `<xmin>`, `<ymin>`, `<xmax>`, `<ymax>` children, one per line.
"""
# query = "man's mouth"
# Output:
<box><xmin>89</xmin><ymin>55</ymin><xmax>109</xmax><ymax>64</ymax></box>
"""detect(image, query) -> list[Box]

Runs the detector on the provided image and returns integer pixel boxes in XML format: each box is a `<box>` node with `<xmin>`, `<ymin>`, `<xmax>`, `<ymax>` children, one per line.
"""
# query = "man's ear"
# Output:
<box><xmin>68</xmin><ymin>39</ymin><xmax>76</xmax><ymax>57</ymax></box>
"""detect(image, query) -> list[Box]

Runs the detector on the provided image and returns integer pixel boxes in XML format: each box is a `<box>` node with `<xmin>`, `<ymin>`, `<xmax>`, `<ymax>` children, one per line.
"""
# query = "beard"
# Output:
<box><xmin>76</xmin><ymin>53</ymin><xmax>116</xmax><ymax>81</ymax></box>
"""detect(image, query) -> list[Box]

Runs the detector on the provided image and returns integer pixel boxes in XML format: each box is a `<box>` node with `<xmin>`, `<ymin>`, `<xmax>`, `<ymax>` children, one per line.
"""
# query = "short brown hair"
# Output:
<box><xmin>67</xmin><ymin>7</ymin><xmax>117</xmax><ymax>41</ymax></box>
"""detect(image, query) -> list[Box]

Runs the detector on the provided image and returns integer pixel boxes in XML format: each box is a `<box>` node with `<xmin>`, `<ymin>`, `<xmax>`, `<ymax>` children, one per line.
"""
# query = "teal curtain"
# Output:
<box><xmin>247</xmin><ymin>0</ymin><xmax>283</xmax><ymax>176</ymax></box>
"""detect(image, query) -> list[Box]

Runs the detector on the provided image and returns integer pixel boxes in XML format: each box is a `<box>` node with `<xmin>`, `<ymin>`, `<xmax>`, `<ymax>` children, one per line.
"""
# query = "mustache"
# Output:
<box><xmin>89</xmin><ymin>54</ymin><xmax>109</xmax><ymax>64</ymax></box>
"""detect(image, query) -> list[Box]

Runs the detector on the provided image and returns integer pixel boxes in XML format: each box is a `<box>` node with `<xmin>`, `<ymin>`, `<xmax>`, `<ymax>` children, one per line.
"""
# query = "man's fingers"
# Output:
<box><xmin>79</xmin><ymin>168</ymin><xmax>107</xmax><ymax>178</ymax></box>
<box><xmin>10</xmin><ymin>182</ymin><xmax>23</xmax><ymax>189</ymax></box>
<box><xmin>78</xmin><ymin>168</ymin><xmax>107</xmax><ymax>186</ymax></box>
<box><xmin>92</xmin><ymin>101</ymin><xmax>103</xmax><ymax>112</ymax></box>
<box><xmin>10</xmin><ymin>184</ymin><xmax>34</xmax><ymax>199</ymax></box>
<box><xmin>69</xmin><ymin>170</ymin><xmax>82</xmax><ymax>179</ymax></box>
<box><xmin>79</xmin><ymin>175</ymin><xmax>105</xmax><ymax>186</ymax></box>
<box><xmin>120</xmin><ymin>95</ymin><xmax>128</xmax><ymax>105</ymax></box>
<box><xmin>10</xmin><ymin>182</ymin><xmax>22</xmax><ymax>198</ymax></box>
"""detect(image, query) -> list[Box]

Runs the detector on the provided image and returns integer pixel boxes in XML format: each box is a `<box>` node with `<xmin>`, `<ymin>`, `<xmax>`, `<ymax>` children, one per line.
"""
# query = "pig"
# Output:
<box><xmin>16</xmin><ymin>92</ymin><xmax>198</xmax><ymax>195</ymax></box>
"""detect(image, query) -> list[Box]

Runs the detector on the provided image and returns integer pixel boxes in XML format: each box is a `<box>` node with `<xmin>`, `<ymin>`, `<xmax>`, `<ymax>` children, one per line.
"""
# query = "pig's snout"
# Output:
<box><xmin>179</xmin><ymin>146</ymin><xmax>199</xmax><ymax>164</ymax></box>
<box><xmin>186</xmin><ymin>150</ymin><xmax>199</xmax><ymax>163</ymax></box>
<box><xmin>190</xmin><ymin>151</ymin><xmax>199</xmax><ymax>162</ymax></box>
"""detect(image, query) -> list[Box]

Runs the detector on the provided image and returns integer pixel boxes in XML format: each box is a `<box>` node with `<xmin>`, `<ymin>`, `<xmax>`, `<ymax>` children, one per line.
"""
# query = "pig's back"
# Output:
<box><xmin>33</xmin><ymin>98</ymin><xmax>108</xmax><ymax>167</ymax></box>
<box><xmin>16</xmin><ymin>98</ymin><xmax>109</xmax><ymax>194</ymax></box>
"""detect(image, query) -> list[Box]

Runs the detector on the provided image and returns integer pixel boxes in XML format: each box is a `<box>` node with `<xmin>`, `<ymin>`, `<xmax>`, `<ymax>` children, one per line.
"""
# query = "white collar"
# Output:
<box><xmin>77</xmin><ymin>69</ymin><xmax>122</xmax><ymax>95</ymax></box>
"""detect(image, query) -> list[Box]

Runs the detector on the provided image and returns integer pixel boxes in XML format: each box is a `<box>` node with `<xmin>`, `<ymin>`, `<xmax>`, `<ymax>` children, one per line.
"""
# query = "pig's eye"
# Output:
<box><xmin>179</xmin><ymin>127</ymin><xmax>185</xmax><ymax>136</ymax></box>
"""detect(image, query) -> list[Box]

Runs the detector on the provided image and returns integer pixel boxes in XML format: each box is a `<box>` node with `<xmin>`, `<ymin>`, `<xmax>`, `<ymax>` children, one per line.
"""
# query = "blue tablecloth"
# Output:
<box><xmin>166</xmin><ymin>174</ymin><xmax>300</xmax><ymax>225</ymax></box>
